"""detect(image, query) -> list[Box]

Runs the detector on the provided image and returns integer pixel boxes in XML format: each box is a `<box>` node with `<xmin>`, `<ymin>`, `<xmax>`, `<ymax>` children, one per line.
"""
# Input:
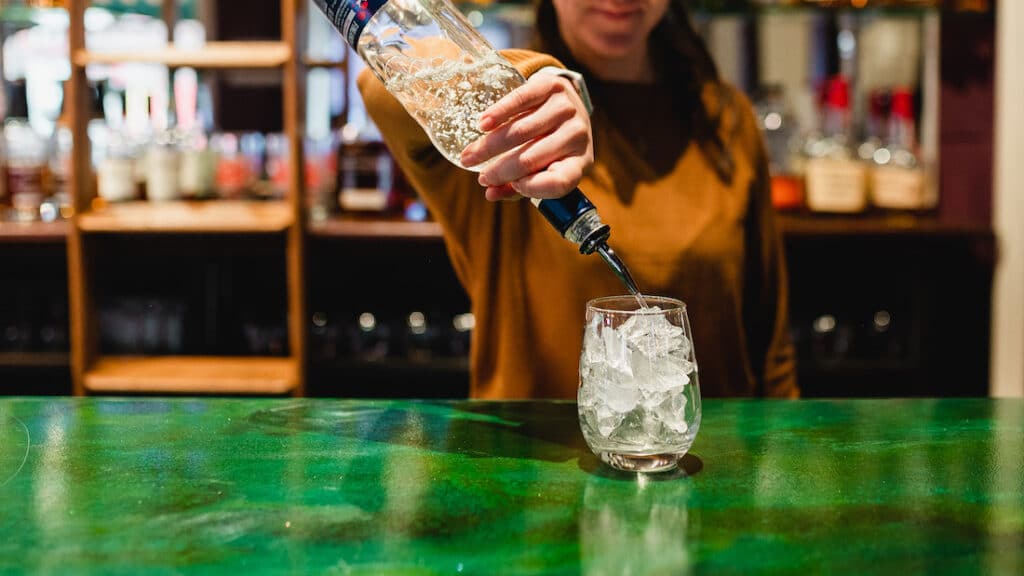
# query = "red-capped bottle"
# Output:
<box><xmin>870</xmin><ymin>88</ymin><xmax>930</xmax><ymax>211</ymax></box>
<box><xmin>804</xmin><ymin>75</ymin><xmax>868</xmax><ymax>214</ymax></box>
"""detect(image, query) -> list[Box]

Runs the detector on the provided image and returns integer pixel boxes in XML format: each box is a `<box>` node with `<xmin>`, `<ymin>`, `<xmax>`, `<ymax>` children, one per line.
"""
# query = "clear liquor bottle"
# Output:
<box><xmin>312</xmin><ymin>0</ymin><xmax>642</xmax><ymax>297</ymax></box>
<box><xmin>858</xmin><ymin>90</ymin><xmax>889</xmax><ymax>167</ymax></box>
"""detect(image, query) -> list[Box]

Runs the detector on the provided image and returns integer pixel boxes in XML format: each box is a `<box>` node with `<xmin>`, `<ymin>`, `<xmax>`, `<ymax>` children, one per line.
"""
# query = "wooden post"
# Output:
<box><xmin>283</xmin><ymin>0</ymin><xmax>308</xmax><ymax>396</ymax></box>
<box><xmin>163</xmin><ymin>0</ymin><xmax>177</xmax><ymax>43</ymax></box>
<box><xmin>66</xmin><ymin>0</ymin><xmax>93</xmax><ymax>396</ymax></box>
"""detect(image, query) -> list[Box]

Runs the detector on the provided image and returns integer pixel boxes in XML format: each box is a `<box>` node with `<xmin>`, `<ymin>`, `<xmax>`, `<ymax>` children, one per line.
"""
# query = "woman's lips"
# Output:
<box><xmin>593</xmin><ymin>8</ymin><xmax>641</xmax><ymax>22</ymax></box>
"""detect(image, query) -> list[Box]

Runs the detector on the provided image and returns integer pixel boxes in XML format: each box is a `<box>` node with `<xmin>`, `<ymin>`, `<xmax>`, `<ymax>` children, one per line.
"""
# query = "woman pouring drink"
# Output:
<box><xmin>358</xmin><ymin>0</ymin><xmax>798</xmax><ymax>399</ymax></box>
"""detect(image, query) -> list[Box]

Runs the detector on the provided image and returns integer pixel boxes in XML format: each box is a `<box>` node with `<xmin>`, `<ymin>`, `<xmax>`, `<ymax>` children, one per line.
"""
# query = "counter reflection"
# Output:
<box><xmin>580</xmin><ymin>471</ymin><xmax>692</xmax><ymax>575</ymax></box>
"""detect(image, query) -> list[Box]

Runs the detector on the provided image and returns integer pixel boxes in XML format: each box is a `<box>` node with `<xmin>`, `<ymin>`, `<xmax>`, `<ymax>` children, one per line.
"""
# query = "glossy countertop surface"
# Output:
<box><xmin>1</xmin><ymin>398</ymin><xmax>1022</xmax><ymax>574</ymax></box>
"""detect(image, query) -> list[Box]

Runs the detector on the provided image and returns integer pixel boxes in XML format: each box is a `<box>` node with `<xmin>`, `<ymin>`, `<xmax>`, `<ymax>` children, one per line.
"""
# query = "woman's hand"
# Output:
<box><xmin>459</xmin><ymin>73</ymin><xmax>594</xmax><ymax>202</ymax></box>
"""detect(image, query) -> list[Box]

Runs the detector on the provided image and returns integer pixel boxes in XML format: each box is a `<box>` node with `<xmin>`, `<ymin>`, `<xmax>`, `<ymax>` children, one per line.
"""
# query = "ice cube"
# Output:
<box><xmin>601</xmin><ymin>324</ymin><xmax>633</xmax><ymax>378</ymax></box>
<box><xmin>595</xmin><ymin>402</ymin><xmax>626</xmax><ymax>437</ymax></box>
<box><xmin>618</xmin><ymin>309</ymin><xmax>687</xmax><ymax>358</ymax></box>
<box><xmin>654</xmin><ymin>392</ymin><xmax>689</xmax><ymax>434</ymax></box>
<box><xmin>578</xmin><ymin>379</ymin><xmax>597</xmax><ymax>409</ymax></box>
<box><xmin>581</xmin><ymin>315</ymin><xmax>605</xmax><ymax>366</ymax></box>
<box><xmin>633</xmin><ymin>350</ymin><xmax>692</xmax><ymax>398</ymax></box>
<box><xmin>600</xmin><ymin>379</ymin><xmax>642</xmax><ymax>414</ymax></box>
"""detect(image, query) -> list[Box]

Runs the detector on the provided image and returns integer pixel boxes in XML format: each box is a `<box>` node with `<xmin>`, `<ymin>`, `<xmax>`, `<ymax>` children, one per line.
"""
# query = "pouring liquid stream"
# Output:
<box><xmin>596</xmin><ymin>244</ymin><xmax>650</xmax><ymax>310</ymax></box>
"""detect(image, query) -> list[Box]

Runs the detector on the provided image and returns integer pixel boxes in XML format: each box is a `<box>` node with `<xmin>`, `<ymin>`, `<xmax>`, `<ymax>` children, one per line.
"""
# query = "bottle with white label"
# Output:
<box><xmin>311</xmin><ymin>0</ymin><xmax>643</xmax><ymax>299</ymax></box>
<box><xmin>870</xmin><ymin>88</ymin><xmax>928</xmax><ymax>211</ymax></box>
<box><xmin>804</xmin><ymin>76</ymin><xmax>867</xmax><ymax>214</ymax></box>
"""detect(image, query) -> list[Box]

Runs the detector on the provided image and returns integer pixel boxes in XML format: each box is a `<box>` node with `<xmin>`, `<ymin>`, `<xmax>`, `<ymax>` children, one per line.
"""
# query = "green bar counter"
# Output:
<box><xmin>2</xmin><ymin>398</ymin><xmax>1023</xmax><ymax>574</ymax></box>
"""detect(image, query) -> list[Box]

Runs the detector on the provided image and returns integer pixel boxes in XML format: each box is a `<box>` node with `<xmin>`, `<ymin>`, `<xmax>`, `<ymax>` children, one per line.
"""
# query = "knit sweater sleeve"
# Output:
<box><xmin>357</xmin><ymin>49</ymin><xmax>566</xmax><ymax>289</ymax></box>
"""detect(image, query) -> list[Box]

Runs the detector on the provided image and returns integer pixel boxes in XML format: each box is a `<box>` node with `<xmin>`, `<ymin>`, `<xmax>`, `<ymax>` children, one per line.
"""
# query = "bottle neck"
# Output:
<box><xmin>823</xmin><ymin>106</ymin><xmax>849</xmax><ymax>140</ymax></box>
<box><xmin>888</xmin><ymin>116</ymin><xmax>916</xmax><ymax>151</ymax></box>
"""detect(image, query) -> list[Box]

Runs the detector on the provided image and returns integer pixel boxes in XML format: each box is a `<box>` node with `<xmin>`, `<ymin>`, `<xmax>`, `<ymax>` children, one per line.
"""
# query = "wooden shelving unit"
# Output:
<box><xmin>66</xmin><ymin>0</ymin><xmax>306</xmax><ymax>396</ymax></box>
<box><xmin>778</xmin><ymin>214</ymin><xmax>993</xmax><ymax>238</ymax></box>
<box><xmin>0</xmin><ymin>221</ymin><xmax>69</xmax><ymax>243</ymax></box>
<box><xmin>77</xmin><ymin>201</ymin><xmax>293</xmax><ymax>233</ymax></box>
<box><xmin>308</xmin><ymin>216</ymin><xmax>444</xmax><ymax>240</ymax></box>
<box><xmin>73</xmin><ymin>41</ymin><xmax>291</xmax><ymax>68</ymax></box>
<box><xmin>303</xmin><ymin>57</ymin><xmax>347</xmax><ymax>70</ymax></box>
<box><xmin>307</xmin><ymin>213</ymin><xmax>994</xmax><ymax>242</ymax></box>
<box><xmin>84</xmin><ymin>356</ymin><xmax>297</xmax><ymax>395</ymax></box>
<box><xmin>0</xmin><ymin>352</ymin><xmax>70</xmax><ymax>369</ymax></box>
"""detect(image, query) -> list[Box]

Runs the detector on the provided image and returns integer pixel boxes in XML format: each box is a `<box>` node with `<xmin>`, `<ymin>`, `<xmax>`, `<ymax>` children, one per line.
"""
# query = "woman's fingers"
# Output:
<box><xmin>507</xmin><ymin>158</ymin><xmax>587</xmax><ymax>200</ymax></box>
<box><xmin>484</xmin><ymin>183</ymin><xmax>519</xmax><ymax>202</ymax></box>
<box><xmin>461</xmin><ymin>94</ymin><xmax>575</xmax><ymax>168</ymax></box>
<box><xmin>477</xmin><ymin>118</ymin><xmax>592</xmax><ymax>192</ymax></box>
<box><xmin>462</xmin><ymin>71</ymin><xmax>593</xmax><ymax>202</ymax></box>
<box><xmin>462</xmin><ymin>74</ymin><xmax>584</xmax><ymax>166</ymax></box>
<box><xmin>477</xmin><ymin>74</ymin><xmax>567</xmax><ymax>132</ymax></box>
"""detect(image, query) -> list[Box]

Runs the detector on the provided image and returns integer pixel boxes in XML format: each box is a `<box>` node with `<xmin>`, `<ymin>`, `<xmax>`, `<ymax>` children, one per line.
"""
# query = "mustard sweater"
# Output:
<box><xmin>359</xmin><ymin>49</ymin><xmax>798</xmax><ymax>399</ymax></box>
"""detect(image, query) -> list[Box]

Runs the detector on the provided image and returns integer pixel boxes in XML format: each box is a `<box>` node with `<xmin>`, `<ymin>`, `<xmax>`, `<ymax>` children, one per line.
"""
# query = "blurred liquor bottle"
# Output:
<box><xmin>4</xmin><ymin>82</ymin><xmax>47</xmax><ymax>222</ymax></box>
<box><xmin>45</xmin><ymin>81</ymin><xmax>75</xmax><ymax>221</ymax></box>
<box><xmin>804</xmin><ymin>76</ymin><xmax>867</xmax><ymax>214</ymax></box>
<box><xmin>870</xmin><ymin>88</ymin><xmax>930</xmax><ymax>211</ymax></box>
<box><xmin>336</xmin><ymin>114</ymin><xmax>403</xmax><ymax>216</ymax></box>
<box><xmin>756</xmin><ymin>85</ymin><xmax>804</xmax><ymax>211</ymax></box>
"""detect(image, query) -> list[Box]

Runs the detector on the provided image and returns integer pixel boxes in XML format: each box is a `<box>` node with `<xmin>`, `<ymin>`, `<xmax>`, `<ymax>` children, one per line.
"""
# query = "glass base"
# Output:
<box><xmin>599</xmin><ymin>451</ymin><xmax>682</xmax><ymax>473</ymax></box>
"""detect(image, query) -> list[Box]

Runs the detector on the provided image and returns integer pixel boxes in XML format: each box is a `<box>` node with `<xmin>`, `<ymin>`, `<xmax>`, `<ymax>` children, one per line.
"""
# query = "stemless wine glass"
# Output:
<box><xmin>578</xmin><ymin>296</ymin><xmax>701</xmax><ymax>473</ymax></box>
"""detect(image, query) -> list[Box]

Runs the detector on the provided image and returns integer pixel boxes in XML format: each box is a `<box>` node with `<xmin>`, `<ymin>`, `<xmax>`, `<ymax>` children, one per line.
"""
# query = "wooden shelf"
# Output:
<box><xmin>73</xmin><ymin>41</ymin><xmax>291</xmax><ymax>69</ymax></box>
<box><xmin>84</xmin><ymin>356</ymin><xmax>297</xmax><ymax>395</ymax></box>
<box><xmin>0</xmin><ymin>352</ymin><xmax>70</xmax><ymax>369</ymax></box>
<box><xmin>309</xmin><ymin>214</ymin><xmax>994</xmax><ymax>241</ymax></box>
<box><xmin>0</xmin><ymin>221</ymin><xmax>69</xmax><ymax>243</ymax></box>
<box><xmin>308</xmin><ymin>216</ymin><xmax>444</xmax><ymax>240</ymax></box>
<box><xmin>303</xmin><ymin>57</ymin><xmax>347</xmax><ymax>69</ymax></box>
<box><xmin>77</xmin><ymin>201</ymin><xmax>294</xmax><ymax>234</ymax></box>
<box><xmin>779</xmin><ymin>214</ymin><xmax>993</xmax><ymax>238</ymax></box>
<box><xmin>328</xmin><ymin>357</ymin><xmax>470</xmax><ymax>375</ymax></box>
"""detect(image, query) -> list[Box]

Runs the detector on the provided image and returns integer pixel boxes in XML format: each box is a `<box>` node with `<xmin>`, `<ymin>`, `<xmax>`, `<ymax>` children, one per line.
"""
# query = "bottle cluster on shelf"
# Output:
<box><xmin>0</xmin><ymin>285</ymin><xmax>68</xmax><ymax>354</ymax></box>
<box><xmin>98</xmin><ymin>295</ymin><xmax>289</xmax><ymax>357</ymax></box>
<box><xmin>309</xmin><ymin>309</ymin><xmax>474</xmax><ymax>365</ymax></box>
<box><xmin>304</xmin><ymin>128</ymin><xmax>420</xmax><ymax>223</ymax></box>
<box><xmin>756</xmin><ymin>76</ymin><xmax>932</xmax><ymax>216</ymax></box>
<box><xmin>795</xmin><ymin>307</ymin><xmax>909</xmax><ymax>367</ymax></box>
<box><xmin>0</xmin><ymin>115</ymin><xmax>74</xmax><ymax>223</ymax></box>
<box><xmin>0</xmin><ymin>78</ymin><xmax>409</xmax><ymax>221</ymax></box>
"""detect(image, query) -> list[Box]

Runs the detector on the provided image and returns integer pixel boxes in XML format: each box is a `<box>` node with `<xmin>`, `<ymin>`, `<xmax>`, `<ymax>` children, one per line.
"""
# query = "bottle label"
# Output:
<box><xmin>871</xmin><ymin>166</ymin><xmax>926</xmax><ymax>210</ymax></box>
<box><xmin>805</xmin><ymin>158</ymin><xmax>867</xmax><ymax>213</ymax></box>
<box><xmin>313</xmin><ymin>0</ymin><xmax>387</xmax><ymax>47</ymax></box>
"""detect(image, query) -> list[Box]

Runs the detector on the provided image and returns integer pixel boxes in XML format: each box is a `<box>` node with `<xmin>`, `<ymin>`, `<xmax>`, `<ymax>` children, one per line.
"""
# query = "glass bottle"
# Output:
<box><xmin>858</xmin><ymin>90</ymin><xmax>889</xmax><ymax>167</ymax></box>
<box><xmin>265</xmin><ymin>133</ymin><xmax>291</xmax><ymax>200</ymax></box>
<box><xmin>337</xmin><ymin>121</ymin><xmax>393</xmax><ymax>214</ymax></box>
<box><xmin>306</xmin><ymin>134</ymin><xmax>340</xmax><ymax>219</ymax></box>
<box><xmin>179</xmin><ymin>131</ymin><xmax>217</xmax><ymax>199</ymax></box>
<box><xmin>45</xmin><ymin>81</ymin><xmax>76</xmax><ymax>221</ymax></box>
<box><xmin>146</xmin><ymin>130</ymin><xmax>182</xmax><ymax>202</ymax></box>
<box><xmin>804</xmin><ymin>76</ymin><xmax>867</xmax><ymax>214</ymax></box>
<box><xmin>4</xmin><ymin>120</ymin><xmax>47</xmax><ymax>222</ymax></box>
<box><xmin>240</xmin><ymin>132</ymin><xmax>266</xmax><ymax>195</ymax></box>
<box><xmin>312</xmin><ymin>0</ymin><xmax>642</xmax><ymax>297</ymax></box>
<box><xmin>870</xmin><ymin>88</ymin><xmax>928</xmax><ymax>211</ymax></box>
<box><xmin>98</xmin><ymin>131</ymin><xmax>140</xmax><ymax>203</ymax></box>
<box><xmin>756</xmin><ymin>84</ymin><xmax>803</xmax><ymax>212</ymax></box>
<box><xmin>145</xmin><ymin>92</ymin><xmax>182</xmax><ymax>203</ymax></box>
<box><xmin>174</xmin><ymin>67</ymin><xmax>217</xmax><ymax>199</ymax></box>
<box><xmin>211</xmin><ymin>133</ymin><xmax>249</xmax><ymax>199</ymax></box>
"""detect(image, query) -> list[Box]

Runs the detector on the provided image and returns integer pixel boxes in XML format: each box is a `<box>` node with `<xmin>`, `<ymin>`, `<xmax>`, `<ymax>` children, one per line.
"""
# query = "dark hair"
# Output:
<box><xmin>531</xmin><ymin>0</ymin><xmax>734</xmax><ymax>183</ymax></box>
